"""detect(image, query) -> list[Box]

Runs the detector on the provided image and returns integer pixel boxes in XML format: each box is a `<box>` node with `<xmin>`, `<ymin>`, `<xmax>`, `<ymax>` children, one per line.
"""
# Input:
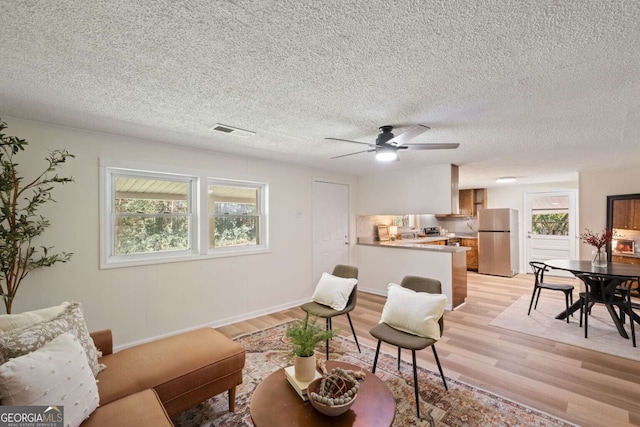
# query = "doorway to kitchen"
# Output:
<box><xmin>312</xmin><ymin>180</ymin><xmax>350</xmax><ymax>287</ymax></box>
<box><xmin>524</xmin><ymin>191</ymin><xmax>578</xmax><ymax>277</ymax></box>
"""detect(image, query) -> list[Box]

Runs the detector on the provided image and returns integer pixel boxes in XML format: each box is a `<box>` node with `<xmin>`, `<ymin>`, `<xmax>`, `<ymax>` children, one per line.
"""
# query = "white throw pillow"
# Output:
<box><xmin>311</xmin><ymin>272</ymin><xmax>358</xmax><ymax>311</ymax></box>
<box><xmin>0</xmin><ymin>302</ymin><xmax>70</xmax><ymax>332</ymax></box>
<box><xmin>0</xmin><ymin>332</ymin><xmax>99</xmax><ymax>427</ymax></box>
<box><xmin>380</xmin><ymin>283</ymin><xmax>447</xmax><ymax>340</ymax></box>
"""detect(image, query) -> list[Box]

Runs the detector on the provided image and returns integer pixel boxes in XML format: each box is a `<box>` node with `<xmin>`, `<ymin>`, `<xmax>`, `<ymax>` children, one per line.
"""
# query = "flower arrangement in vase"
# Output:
<box><xmin>286</xmin><ymin>314</ymin><xmax>336</xmax><ymax>381</ymax></box>
<box><xmin>579</xmin><ymin>228</ymin><xmax>613</xmax><ymax>267</ymax></box>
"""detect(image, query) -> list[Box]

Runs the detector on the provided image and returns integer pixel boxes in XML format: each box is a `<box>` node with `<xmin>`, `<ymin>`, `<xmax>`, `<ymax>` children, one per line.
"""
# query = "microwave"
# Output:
<box><xmin>613</xmin><ymin>239</ymin><xmax>635</xmax><ymax>254</ymax></box>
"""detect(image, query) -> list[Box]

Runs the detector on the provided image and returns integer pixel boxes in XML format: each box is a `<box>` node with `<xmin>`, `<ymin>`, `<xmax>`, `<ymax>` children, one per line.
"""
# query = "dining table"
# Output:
<box><xmin>543</xmin><ymin>259</ymin><xmax>640</xmax><ymax>339</ymax></box>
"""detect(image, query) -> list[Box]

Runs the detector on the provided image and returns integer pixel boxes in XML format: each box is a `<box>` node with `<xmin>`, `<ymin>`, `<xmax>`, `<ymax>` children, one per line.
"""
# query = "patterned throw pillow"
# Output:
<box><xmin>0</xmin><ymin>302</ymin><xmax>104</xmax><ymax>377</ymax></box>
<box><xmin>0</xmin><ymin>332</ymin><xmax>99</xmax><ymax>427</ymax></box>
<box><xmin>0</xmin><ymin>301</ymin><xmax>70</xmax><ymax>332</ymax></box>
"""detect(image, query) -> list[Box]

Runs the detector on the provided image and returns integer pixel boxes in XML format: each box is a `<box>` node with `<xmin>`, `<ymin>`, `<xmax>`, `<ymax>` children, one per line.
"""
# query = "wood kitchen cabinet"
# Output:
<box><xmin>460</xmin><ymin>238</ymin><xmax>478</xmax><ymax>270</ymax></box>
<box><xmin>612</xmin><ymin>255</ymin><xmax>640</xmax><ymax>265</ymax></box>
<box><xmin>459</xmin><ymin>188</ymin><xmax>487</xmax><ymax>217</ymax></box>
<box><xmin>612</xmin><ymin>199</ymin><xmax>640</xmax><ymax>229</ymax></box>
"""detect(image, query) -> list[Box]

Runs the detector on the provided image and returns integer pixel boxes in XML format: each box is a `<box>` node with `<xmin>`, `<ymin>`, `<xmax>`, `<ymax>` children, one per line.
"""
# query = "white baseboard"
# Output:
<box><xmin>113</xmin><ymin>296</ymin><xmax>311</xmax><ymax>352</ymax></box>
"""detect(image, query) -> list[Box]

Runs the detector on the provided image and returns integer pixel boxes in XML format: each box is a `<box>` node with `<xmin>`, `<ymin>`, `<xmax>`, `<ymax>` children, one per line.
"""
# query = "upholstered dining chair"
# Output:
<box><xmin>300</xmin><ymin>264</ymin><xmax>361</xmax><ymax>361</ymax></box>
<box><xmin>369</xmin><ymin>276</ymin><xmax>448</xmax><ymax>419</ymax></box>
<box><xmin>528</xmin><ymin>261</ymin><xmax>575</xmax><ymax>323</ymax></box>
<box><xmin>577</xmin><ymin>273</ymin><xmax>636</xmax><ymax>347</ymax></box>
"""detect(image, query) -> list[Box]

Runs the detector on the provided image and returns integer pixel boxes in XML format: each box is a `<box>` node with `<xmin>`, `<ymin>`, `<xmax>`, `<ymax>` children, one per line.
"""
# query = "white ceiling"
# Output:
<box><xmin>1</xmin><ymin>1</ymin><xmax>639</xmax><ymax>188</ymax></box>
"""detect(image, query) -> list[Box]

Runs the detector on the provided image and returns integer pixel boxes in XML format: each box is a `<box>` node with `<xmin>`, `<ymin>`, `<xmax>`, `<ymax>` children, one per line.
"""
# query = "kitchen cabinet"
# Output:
<box><xmin>425</xmin><ymin>240</ymin><xmax>446</xmax><ymax>245</ymax></box>
<box><xmin>460</xmin><ymin>238</ymin><xmax>478</xmax><ymax>270</ymax></box>
<box><xmin>612</xmin><ymin>255</ymin><xmax>640</xmax><ymax>265</ymax></box>
<box><xmin>459</xmin><ymin>188</ymin><xmax>487</xmax><ymax>217</ymax></box>
<box><xmin>612</xmin><ymin>199</ymin><xmax>640</xmax><ymax>230</ymax></box>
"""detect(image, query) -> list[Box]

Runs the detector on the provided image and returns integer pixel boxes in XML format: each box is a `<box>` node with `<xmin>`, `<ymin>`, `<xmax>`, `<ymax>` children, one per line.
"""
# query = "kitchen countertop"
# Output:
<box><xmin>358</xmin><ymin>237</ymin><xmax>471</xmax><ymax>253</ymax></box>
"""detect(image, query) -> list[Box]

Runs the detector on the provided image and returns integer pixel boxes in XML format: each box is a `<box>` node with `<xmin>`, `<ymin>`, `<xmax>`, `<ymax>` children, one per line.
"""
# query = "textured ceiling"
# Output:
<box><xmin>1</xmin><ymin>0</ymin><xmax>639</xmax><ymax>188</ymax></box>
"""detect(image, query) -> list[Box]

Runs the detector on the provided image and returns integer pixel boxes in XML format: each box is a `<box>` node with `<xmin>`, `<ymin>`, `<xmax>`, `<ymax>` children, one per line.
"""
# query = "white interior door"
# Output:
<box><xmin>524</xmin><ymin>191</ymin><xmax>578</xmax><ymax>277</ymax></box>
<box><xmin>313</xmin><ymin>181</ymin><xmax>350</xmax><ymax>287</ymax></box>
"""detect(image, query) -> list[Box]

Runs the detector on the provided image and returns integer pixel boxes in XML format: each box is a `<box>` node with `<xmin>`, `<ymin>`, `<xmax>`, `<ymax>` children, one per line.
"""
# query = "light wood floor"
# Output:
<box><xmin>217</xmin><ymin>272</ymin><xmax>640</xmax><ymax>427</ymax></box>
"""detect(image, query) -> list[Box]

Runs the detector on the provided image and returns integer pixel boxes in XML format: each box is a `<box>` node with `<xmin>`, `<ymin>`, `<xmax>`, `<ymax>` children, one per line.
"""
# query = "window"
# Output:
<box><xmin>113</xmin><ymin>175</ymin><xmax>193</xmax><ymax>255</ymax></box>
<box><xmin>101</xmin><ymin>162</ymin><xmax>269</xmax><ymax>268</ymax></box>
<box><xmin>208</xmin><ymin>180</ymin><xmax>267</xmax><ymax>251</ymax></box>
<box><xmin>531</xmin><ymin>212</ymin><xmax>569</xmax><ymax>235</ymax></box>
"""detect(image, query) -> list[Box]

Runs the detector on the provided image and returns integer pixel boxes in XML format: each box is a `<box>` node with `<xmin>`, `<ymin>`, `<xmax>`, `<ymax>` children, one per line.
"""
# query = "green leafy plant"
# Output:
<box><xmin>0</xmin><ymin>118</ymin><xmax>74</xmax><ymax>314</ymax></box>
<box><xmin>286</xmin><ymin>314</ymin><xmax>337</xmax><ymax>357</ymax></box>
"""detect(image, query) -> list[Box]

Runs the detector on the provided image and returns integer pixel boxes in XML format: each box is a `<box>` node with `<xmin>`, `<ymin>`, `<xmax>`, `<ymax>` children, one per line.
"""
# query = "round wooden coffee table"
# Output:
<box><xmin>250</xmin><ymin>361</ymin><xmax>396</xmax><ymax>426</ymax></box>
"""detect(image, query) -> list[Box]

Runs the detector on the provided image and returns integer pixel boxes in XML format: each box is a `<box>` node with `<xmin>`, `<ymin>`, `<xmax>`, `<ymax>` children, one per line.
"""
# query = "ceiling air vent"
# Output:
<box><xmin>210</xmin><ymin>123</ymin><xmax>256</xmax><ymax>138</ymax></box>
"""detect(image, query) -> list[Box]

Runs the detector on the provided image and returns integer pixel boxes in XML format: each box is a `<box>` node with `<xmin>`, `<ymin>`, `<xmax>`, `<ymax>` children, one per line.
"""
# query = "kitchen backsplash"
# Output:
<box><xmin>356</xmin><ymin>214</ymin><xmax>479</xmax><ymax>241</ymax></box>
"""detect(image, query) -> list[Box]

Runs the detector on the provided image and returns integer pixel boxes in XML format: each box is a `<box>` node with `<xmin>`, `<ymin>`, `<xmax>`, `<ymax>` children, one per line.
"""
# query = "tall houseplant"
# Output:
<box><xmin>286</xmin><ymin>313</ymin><xmax>336</xmax><ymax>381</ymax></box>
<box><xmin>0</xmin><ymin>118</ymin><xmax>74</xmax><ymax>314</ymax></box>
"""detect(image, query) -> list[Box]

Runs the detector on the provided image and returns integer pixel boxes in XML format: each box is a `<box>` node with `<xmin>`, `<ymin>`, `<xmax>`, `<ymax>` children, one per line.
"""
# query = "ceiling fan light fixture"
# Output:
<box><xmin>375</xmin><ymin>147</ymin><xmax>398</xmax><ymax>162</ymax></box>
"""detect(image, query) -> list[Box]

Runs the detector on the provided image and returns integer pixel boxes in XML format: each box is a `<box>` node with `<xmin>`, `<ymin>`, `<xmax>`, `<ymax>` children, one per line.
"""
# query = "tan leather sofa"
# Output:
<box><xmin>82</xmin><ymin>327</ymin><xmax>245</xmax><ymax>427</ymax></box>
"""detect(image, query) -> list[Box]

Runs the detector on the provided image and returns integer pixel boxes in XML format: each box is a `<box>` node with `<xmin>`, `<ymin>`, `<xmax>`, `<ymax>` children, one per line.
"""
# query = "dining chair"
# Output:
<box><xmin>617</xmin><ymin>278</ymin><xmax>640</xmax><ymax>336</ymax></box>
<box><xmin>577</xmin><ymin>273</ymin><xmax>636</xmax><ymax>347</ymax></box>
<box><xmin>369</xmin><ymin>276</ymin><xmax>448</xmax><ymax>419</ymax></box>
<box><xmin>300</xmin><ymin>264</ymin><xmax>361</xmax><ymax>360</ymax></box>
<box><xmin>528</xmin><ymin>261</ymin><xmax>575</xmax><ymax>323</ymax></box>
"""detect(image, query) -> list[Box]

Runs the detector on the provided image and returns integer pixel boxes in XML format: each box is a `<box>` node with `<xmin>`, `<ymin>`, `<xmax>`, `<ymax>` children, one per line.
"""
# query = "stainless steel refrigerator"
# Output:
<box><xmin>478</xmin><ymin>208</ymin><xmax>519</xmax><ymax>277</ymax></box>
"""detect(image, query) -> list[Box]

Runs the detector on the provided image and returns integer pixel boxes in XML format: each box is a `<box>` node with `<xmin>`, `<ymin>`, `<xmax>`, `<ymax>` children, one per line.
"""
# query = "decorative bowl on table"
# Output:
<box><xmin>307</xmin><ymin>376</ymin><xmax>358</xmax><ymax>417</ymax></box>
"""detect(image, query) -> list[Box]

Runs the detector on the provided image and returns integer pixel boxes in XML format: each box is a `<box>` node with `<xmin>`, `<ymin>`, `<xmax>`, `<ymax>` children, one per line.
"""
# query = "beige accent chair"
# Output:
<box><xmin>369</xmin><ymin>276</ymin><xmax>448</xmax><ymax>419</ymax></box>
<box><xmin>300</xmin><ymin>264</ymin><xmax>361</xmax><ymax>360</ymax></box>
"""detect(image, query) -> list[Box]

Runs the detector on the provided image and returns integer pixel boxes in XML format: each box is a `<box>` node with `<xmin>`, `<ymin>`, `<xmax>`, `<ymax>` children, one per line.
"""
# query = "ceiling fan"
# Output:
<box><xmin>326</xmin><ymin>125</ymin><xmax>459</xmax><ymax>162</ymax></box>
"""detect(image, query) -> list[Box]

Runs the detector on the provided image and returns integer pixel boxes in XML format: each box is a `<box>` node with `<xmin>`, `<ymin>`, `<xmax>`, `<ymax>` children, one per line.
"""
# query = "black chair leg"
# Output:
<box><xmin>584</xmin><ymin>294</ymin><xmax>589</xmax><ymax>339</ymax></box>
<box><xmin>564</xmin><ymin>291</ymin><xmax>570</xmax><ymax>323</ymax></box>
<box><xmin>346</xmin><ymin>313</ymin><xmax>361</xmax><ymax>353</ymax></box>
<box><xmin>412</xmin><ymin>350</ymin><xmax>420</xmax><ymax>419</ymax></box>
<box><xmin>534</xmin><ymin>288</ymin><xmax>542</xmax><ymax>310</ymax></box>
<box><xmin>372</xmin><ymin>340</ymin><xmax>381</xmax><ymax>374</ymax></box>
<box><xmin>527</xmin><ymin>286</ymin><xmax>538</xmax><ymax>315</ymax></box>
<box><xmin>628</xmin><ymin>298</ymin><xmax>636</xmax><ymax>348</ymax></box>
<box><xmin>397</xmin><ymin>347</ymin><xmax>401</xmax><ymax>370</ymax></box>
<box><xmin>432</xmin><ymin>346</ymin><xmax>448</xmax><ymax>391</ymax></box>
<box><xmin>569</xmin><ymin>292</ymin><xmax>574</xmax><ymax>317</ymax></box>
<box><xmin>325</xmin><ymin>318</ymin><xmax>331</xmax><ymax>360</ymax></box>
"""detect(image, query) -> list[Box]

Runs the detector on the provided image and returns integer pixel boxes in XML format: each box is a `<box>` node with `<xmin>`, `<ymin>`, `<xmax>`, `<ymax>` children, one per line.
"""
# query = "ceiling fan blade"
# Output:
<box><xmin>403</xmin><ymin>143</ymin><xmax>460</xmax><ymax>150</ymax></box>
<box><xmin>331</xmin><ymin>149</ymin><xmax>376</xmax><ymax>159</ymax></box>
<box><xmin>325</xmin><ymin>137</ymin><xmax>376</xmax><ymax>147</ymax></box>
<box><xmin>388</xmin><ymin>124</ymin><xmax>430</xmax><ymax>147</ymax></box>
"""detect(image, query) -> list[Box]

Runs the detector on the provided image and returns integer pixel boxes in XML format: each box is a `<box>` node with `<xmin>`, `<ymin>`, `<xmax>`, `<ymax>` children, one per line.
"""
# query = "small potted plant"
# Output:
<box><xmin>286</xmin><ymin>314</ymin><xmax>336</xmax><ymax>381</ymax></box>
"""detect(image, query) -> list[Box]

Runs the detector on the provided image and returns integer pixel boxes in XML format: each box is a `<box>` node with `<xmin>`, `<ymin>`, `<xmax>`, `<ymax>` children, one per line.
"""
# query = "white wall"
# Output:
<box><xmin>579</xmin><ymin>167</ymin><xmax>640</xmax><ymax>259</ymax></box>
<box><xmin>356</xmin><ymin>164</ymin><xmax>454</xmax><ymax>214</ymax></box>
<box><xmin>5</xmin><ymin>117</ymin><xmax>357</xmax><ymax>347</ymax></box>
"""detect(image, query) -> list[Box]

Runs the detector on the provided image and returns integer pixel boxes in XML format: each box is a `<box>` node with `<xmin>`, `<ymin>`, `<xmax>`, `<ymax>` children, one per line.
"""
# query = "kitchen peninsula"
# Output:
<box><xmin>357</xmin><ymin>238</ymin><xmax>468</xmax><ymax>310</ymax></box>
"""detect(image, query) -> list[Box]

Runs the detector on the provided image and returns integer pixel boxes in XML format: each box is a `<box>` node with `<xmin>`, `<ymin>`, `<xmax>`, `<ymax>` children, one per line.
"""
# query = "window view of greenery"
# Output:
<box><xmin>114</xmin><ymin>177</ymin><xmax>190</xmax><ymax>255</ymax></box>
<box><xmin>209</xmin><ymin>184</ymin><xmax>259</xmax><ymax>248</ymax></box>
<box><xmin>531</xmin><ymin>213</ymin><xmax>569</xmax><ymax>235</ymax></box>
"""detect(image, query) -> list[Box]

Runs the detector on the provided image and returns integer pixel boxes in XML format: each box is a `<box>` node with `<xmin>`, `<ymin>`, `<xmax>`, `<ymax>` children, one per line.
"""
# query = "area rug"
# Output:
<box><xmin>490</xmin><ymin>294</ymin><xmax>639</xmax><ymax>361</ymax></box>
<box><xmin>172</xmin><ymin>322</ymin><xmax>574</xmax><ymax>427</ymax></box>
